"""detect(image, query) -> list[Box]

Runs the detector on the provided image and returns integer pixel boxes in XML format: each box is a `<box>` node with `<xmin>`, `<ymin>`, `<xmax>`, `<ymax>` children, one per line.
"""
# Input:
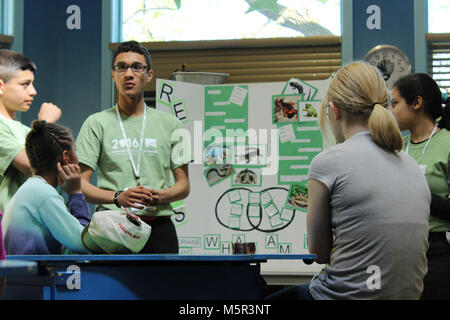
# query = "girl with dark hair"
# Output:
<box><xmin>391</xmin><ymin>73</ymin><xmax>450</xmax><ymax>300</ymax></box>
<box><xmin>2</xmin><ymin>121</ymin><xmax>91</xmax><ymax>254</ymax></box>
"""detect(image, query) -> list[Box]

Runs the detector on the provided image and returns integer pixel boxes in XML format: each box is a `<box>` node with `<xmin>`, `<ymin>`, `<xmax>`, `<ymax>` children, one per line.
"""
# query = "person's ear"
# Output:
<box><xmin>412</xmin><ymin>96</ymin><xmax>424</xmax><ymax>112</ymax></box>
<box><xmin>146</xmin><ymin>69</ymin><xmax>154</xmax><ymax>83</ymax></box>
<box><xmin>329</xmin><ymin>101</ymin><xmax>342</xmax><ymax>120</ymax></box>
<box><xmin>0</xmin><ymin>79</ymin><xmax>5</xmax><ymax>95</ymax></box>
<box><xmin>61</xmin><ymin>150</ymin><xmax>70</xmax><ymax>165</ymax></box>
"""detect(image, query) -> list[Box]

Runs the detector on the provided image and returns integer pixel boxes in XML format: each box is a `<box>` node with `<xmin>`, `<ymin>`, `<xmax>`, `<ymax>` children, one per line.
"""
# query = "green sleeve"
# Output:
<box><xmin>0</xmin><ymin>125</ymin><xmax>25</xmax><ymax>176</ymax></box>
<box><xmin>76</xmin><ymin>115</ymin><xmax>103</xmax><ymax>171</ymax></box>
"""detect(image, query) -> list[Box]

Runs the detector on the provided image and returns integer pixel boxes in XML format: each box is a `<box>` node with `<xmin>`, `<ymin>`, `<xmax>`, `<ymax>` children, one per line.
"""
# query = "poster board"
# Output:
<box><xmin>156</xmin><ymin>78</ymin><xmax>334</xmax><ymax>275</ymax></box>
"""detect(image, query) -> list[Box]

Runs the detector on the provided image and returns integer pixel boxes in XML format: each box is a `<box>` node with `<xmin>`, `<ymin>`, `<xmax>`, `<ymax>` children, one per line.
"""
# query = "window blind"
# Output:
<box><xmin>110</xmin><ymin>36</ymin><xmax>341</xmax><ymax>94</ymax></box>
<box><xmin>427</xmin><ymin>33</ymin><xmax>450</xmax><ymax>94</ymax></box>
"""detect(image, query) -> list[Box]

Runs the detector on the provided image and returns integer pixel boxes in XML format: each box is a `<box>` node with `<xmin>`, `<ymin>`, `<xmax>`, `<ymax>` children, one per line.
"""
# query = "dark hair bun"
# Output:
<box><xmin>31</xmin><ymin>120</ymin><xmax>48</xmax><ymax>135</ymax></box>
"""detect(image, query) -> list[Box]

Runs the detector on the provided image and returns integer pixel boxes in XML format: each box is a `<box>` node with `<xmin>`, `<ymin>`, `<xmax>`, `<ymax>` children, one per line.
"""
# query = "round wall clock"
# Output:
<box><xmin>363</xmin><ymin>44</ymin><xmax>412</xmax><ymax>90</ymax></box>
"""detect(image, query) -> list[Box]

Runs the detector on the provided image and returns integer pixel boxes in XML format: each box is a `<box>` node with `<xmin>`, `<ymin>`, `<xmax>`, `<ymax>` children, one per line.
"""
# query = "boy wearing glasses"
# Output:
<box><xmin>76</xmin><ymin>41</ymin><xmax>191</xmax><ymax>254</ymax></box>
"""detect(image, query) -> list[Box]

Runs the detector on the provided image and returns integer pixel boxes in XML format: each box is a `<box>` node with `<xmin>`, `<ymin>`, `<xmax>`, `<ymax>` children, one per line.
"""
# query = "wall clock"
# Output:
<box><xmin>363</xmin><ymin>44</ymin><xmax>412</xmax><ymax>90</ymax></box>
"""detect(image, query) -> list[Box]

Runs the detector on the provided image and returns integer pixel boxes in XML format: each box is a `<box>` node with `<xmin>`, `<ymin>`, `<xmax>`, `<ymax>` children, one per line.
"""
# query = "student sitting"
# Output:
<box><xmin>2</xmin><ymin>121</ymin><xmax>90</xmax><ymax>254</ymax></box>
<box><xmin>267</xmin><ymin>62</ymin><xmax>430</xmax><ymax>300</ymax></box>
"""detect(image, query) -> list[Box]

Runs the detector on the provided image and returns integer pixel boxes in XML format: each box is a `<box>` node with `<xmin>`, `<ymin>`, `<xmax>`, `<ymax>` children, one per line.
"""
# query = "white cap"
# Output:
<box><xmin>81</xmin><ymin>210</ymin><xmax>151</xmax><ymax>254</ymax></box>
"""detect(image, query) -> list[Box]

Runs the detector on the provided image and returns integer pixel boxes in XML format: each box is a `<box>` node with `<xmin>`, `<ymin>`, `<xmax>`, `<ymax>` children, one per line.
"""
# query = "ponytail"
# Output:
<box><xmin>368</xmin><ymin>104</ymin><xmax>403</xmax><ymax>153</ymax></box>
<box><xmin>438</xmin><ymin>94</ymin><xmax>450</xmax><ymax>131</ymax></box>
<box><xmin>324</xmin><ymin>61</ymin><xmax>403</xmax><ymax>154</ymax></box>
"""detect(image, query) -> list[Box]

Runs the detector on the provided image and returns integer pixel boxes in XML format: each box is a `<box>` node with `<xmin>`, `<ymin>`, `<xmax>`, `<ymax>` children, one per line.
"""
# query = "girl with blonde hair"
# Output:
<box><xmin>267</xmin><ymin>62</ymin><xmax>430</xmax><ymax>300</ymax></box>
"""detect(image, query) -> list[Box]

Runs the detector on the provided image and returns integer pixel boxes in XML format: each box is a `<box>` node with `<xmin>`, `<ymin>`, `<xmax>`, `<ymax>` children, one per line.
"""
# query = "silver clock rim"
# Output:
<box><xmin>363</xmin><ymin>44</ymin><xmax>412</xmax><ymax>75</ymax></box>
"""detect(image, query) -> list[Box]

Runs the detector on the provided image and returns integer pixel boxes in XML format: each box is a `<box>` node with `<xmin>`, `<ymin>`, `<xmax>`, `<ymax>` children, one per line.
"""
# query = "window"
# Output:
<box><xmin>428</xmin><ymin>0</ymin><xmax>450</xmax><ymax>33</ymax></box>
<box><xmin>122</xmin><ymin>0</ymin><xmax>341</xmax><ymax>42</ymax></box>
<box><xmin>428</xmin><ymin>34</ymin><xmax>450</xmax><ymax>94</ymax></box>
<box><xmin>0</xmin><ymin>0</ymin><xmax>13</xmax><ymax>35</ymax></box>
<box><xmin>0</xmin><ymin>0</ymin><xmax>3</xmax><ymax>34</ymax></box>
<box><xmin>0</xmin><ymin>0</ymin><xmax>14</xmax><ymax>49</ymax></box>
<box><xmin>428</xmin><ymin>1</ymin><xmax>450</xmax><ymax>94</ymax></box>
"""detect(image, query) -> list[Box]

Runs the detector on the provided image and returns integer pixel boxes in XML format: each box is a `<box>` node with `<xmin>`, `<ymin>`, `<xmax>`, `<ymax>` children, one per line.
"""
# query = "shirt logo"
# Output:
<box><xmin>111</xmin><ymin>137</ymin><xmax>158</xmax><ymax>154</ymax></box>
<box><xmin>145</xmin><ymin>138</ymin><xmax>157</xmax><ymax>149</ymax></box>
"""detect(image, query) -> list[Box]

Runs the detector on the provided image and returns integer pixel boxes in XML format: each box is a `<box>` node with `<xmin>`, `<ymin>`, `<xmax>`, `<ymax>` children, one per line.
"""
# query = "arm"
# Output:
<box><xmin>150</xmin><ymin>164</ymin><xmax>190</xmax><ymax>205</ymax></box>
<box><xmin>39</xmin><ymin>194</ymin><xmax>89</xmax><ymax>254</ymax></box>
<box><xmin>67</xmin><ymin>193</ymin><xmax>90</xmax><ymax>226</ymax></box>
<box><xmin>9</xmin><ymin>103</ymin><xmax>61</xmax><ymax>175</ymax></box>
<box><xmin>57</xmin><ymin>162</ymin><xmax>90</xmax><ymax>225</ymax></box>
<box><xmin>0</xmin><ymin>126</ymin><xmax>32</xmax><ymax>175</ymax></box>
<box><xmin>430</xmin><ymin>193</ymin><xmax>450</xmax><ymax>221</ymax></box>
<box><xmin>37</xmin><ymin>103</ymin><xmax>62</xmax><ymax>123</ymax></box>
<box><xmin>307</xmin><ymin>178</ymin><xmax>333</xmax><ymax>264</ymax></box>
<box><xmin>11</xmin><ymin>149</ymin><xmax>33</xmax><ymax>175</ymax></box>
<box><xmin>31</xmin><ymin>162</ymin><xmax>91</xmax><ymax>253</ymax></box>
<box><xmin>80</xmin><ymin>163</ymin><xmax>115</xmax><ymax>204</ymax></box>
<box><xmin>79</xmin><ymin>163</ymin><xmax>154</xmax><ymax>209</ymax></box>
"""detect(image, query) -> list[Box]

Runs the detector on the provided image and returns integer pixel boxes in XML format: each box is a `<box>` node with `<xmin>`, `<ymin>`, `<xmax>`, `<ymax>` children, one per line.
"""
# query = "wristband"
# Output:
<box><xmin>113</xmin><ymin>191</ymin><xmax>123</xmax><ymax>208</ymax></box>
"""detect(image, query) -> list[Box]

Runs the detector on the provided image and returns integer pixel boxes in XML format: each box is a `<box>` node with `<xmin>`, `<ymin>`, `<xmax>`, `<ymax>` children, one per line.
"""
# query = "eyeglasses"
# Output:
<box><xmin>114</xmin><ymin>62</ymin><xmax>148</xmax><ymax>74</ymax></box>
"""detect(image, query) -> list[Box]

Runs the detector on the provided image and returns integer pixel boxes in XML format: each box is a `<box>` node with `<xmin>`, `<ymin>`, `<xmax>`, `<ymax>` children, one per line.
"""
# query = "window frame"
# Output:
<box><xmin>119</xmin><ymin>0</ymin><xmax>342</xmax><ymax>43</ymax></box>
<box><xmin>0</xmin><ymin>0</ymin><xmax>14</xmax><ymax>48</ymax></box>
<box><xmin>427</xmin><ymin>33</ymin><xmax>450</xmax><ymax>94</ymax></box>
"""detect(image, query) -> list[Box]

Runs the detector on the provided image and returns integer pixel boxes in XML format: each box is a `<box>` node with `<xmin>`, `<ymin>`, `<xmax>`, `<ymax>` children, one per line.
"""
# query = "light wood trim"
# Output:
<box><xmin>153</xmin><ymin>59</ymin><xmax>341</xmax><ymax>71</ymax></box>
<box><xmin>110</xmin><ymin>36</ymin><xmax>341</xmax><ymax>51</ymax></box>
<box><xmin>227</xmin><ymin>73</ymin><xmax>334</xmax><ymax>83</ymax></box>
<box><xmin>110</xmin><ymin>37</ymin><xmax>341</xmax><ymax>93</ymax></box>
<box><xmin>426</xmin><ymin>33</ymin><xmax>450</xmax><ymax>43</ymax></box>
<box><xmin>0</xmin><ymin>34</ymin><xmax>13</xmax><ymax>46</ymax></box>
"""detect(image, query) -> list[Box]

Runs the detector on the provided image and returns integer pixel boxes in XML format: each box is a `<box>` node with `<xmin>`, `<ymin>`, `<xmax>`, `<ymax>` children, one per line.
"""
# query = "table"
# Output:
<box><xmin>0</xmin><ymin>260</ymin><xmax>37</xmax><ymax>277</ymax></box>
<box><xmin>2</xmin><ymin>254</ymin><xmax>316</xmax><ymax>300</ymax></box>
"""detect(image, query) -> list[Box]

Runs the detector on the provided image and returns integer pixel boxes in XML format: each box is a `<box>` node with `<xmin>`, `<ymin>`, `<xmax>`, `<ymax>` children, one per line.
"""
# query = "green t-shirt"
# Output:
<box><xmin>403</xmin><ymin>128</ymin><xmax>450</xmax><ymax>232</ymax></box>
<box><xmin>0</xmin><ymin>116</ymin><xmax>31</xmax><ymax>213</ymax></box>
<box><xmin>76</xmin><ymin>106</ymin><xmax>191</xmax><ymax>216</ymax></box>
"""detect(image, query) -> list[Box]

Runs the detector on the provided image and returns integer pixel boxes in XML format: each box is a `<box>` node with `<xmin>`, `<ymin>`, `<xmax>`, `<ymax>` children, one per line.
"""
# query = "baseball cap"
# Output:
<box><xmin>81</xmin><ymin>210</ymin><xmax>151</xmax><ymax>254</ymax></box>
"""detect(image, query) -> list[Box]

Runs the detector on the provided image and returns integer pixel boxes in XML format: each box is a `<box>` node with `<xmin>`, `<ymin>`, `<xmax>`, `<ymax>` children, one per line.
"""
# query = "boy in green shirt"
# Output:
<box><xmin>76</xmin><ymin>41</ymin><xmax>191</xmax><ymax>253</ymax></box>
<box><xmin>0</xmin><ymin>50</ymin><xmax>61</xmax><ymax>212</ymax></box>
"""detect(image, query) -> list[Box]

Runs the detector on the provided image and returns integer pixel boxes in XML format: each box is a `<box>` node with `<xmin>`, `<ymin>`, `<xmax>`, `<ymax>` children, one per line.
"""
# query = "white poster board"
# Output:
<box><xmin>156</xmin><ymin>78</ymin><xmax>334</xmax><ymax>275</ymax></box>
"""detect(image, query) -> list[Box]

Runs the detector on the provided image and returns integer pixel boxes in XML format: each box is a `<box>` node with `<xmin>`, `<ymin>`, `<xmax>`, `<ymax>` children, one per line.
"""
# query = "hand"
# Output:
<box><xmin>117</xmin><ymin>186</ymin><xmax>157</xmax><ymax>209</ymax></box>
<box><xmin>38</xmin><ymin>103</ymin><xmax>62</xmax><ymax>123</ymax></box>
<box><xmin>57</xmin><ymin>162</ymin><xmax>82</xmax><ymax>195</ymax></box>
<box><xmin>143</xmin><ymin>188</ymin><xmax>160</xmax><ymax>206</ymax></box>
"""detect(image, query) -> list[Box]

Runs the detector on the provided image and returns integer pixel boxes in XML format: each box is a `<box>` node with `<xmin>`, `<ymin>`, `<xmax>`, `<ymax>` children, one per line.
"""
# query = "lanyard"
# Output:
<box><xmin>406</xmin><ymin>123</ymin><xmax>438</xmax><ymax>164</ymax></box>
<box><xmin>116</xmin><ymin>104</ymin><xmax>147</xmax><ymax>186</ymax></box>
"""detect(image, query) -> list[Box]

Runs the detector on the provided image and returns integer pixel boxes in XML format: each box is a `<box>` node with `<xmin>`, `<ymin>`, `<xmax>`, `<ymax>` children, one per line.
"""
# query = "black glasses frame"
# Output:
<box><xmin>114</xmin><ymin>62</ymin><xmax>149</xmax><ymax>73</ymax></box>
